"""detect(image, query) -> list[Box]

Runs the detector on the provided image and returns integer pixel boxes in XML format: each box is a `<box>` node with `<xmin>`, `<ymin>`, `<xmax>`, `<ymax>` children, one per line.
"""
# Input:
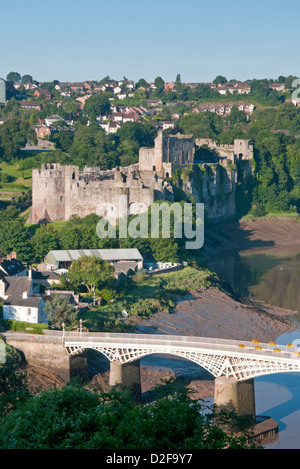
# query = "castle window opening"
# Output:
<box><xmin>72</xmin><ymin>171</ymin><xmax>75</xmax><ymax>180</ymax></box>
<box><xmin>239</xmin><ymin>153</ymin><xmax>243</xmax><ymax>160</ymax></box>
<box><xmin>153</xmin><ymin>166</ymin><xmax>156</xmax><ymax>171</ymax></box>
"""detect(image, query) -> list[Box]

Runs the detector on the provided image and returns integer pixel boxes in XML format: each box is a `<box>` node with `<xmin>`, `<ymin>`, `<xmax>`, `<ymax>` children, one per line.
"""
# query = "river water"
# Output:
<box><xmin>208</xmin><ymin>246</ymin><xmax>300</xmax><ymax>449</ymax></box>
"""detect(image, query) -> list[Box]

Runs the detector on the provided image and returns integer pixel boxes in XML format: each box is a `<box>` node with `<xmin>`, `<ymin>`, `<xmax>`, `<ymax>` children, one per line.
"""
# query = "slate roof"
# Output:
<box><xmin>46</xmin><ymin>249</ymin><xmax>143</xmax><ymax>264</ymax></box>
<box><xmin>4</xmin><ymin>296</ymin><xmax>44</xmax><ymax>308</ymax></box>
<box><xmin>0</xmin><ymin>258</ymin><xmax>26</xmax><ymax>276</ymax></box>
<box><xmin>4</xmin><ymin>276</ymin><xmax>32</xmax><ymax>297</ymax></box>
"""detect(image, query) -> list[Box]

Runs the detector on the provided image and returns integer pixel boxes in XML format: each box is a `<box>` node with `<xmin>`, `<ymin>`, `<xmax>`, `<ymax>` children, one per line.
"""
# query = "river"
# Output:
<box><xmin>208</xmin><ymin>242</ymin><xmax>300</xmax><ymax>449</ymax></box>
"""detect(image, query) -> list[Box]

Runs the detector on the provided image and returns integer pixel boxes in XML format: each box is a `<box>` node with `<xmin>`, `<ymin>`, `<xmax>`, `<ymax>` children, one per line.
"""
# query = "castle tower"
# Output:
<box><xmin>233</xmin><ymin>139</ymin><xmax>254</xmax><ymax>161</ymax></box>
<box><xmin>28</xmin><ymin>163</ymin><xmax>67</xmax><ymax>224</ymax></box>
<box><xmin>154</xmin><ymin>129</ymin><xmax>164</xmax><ymax>172</ymax></box>
<box><xmin>64</xmin><ymin>165</ymin><xmax>80</xmax><ymax>221</ymax></box>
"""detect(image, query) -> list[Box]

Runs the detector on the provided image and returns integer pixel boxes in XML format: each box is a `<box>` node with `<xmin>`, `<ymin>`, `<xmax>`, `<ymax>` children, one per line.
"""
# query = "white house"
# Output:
<box><xmin>44</xmin><ymin>115</ymin><xmax>66</xmax><ymax>126</ymax></box>
<box><xmin>1</xmin><ymin>271</ymin><xmax>47</xmax><ymax>324</ymax></box>
<box><xmin>3</xmin><ymin>295</ymin><xmax>47</xmax><ymax>324</ymax></box>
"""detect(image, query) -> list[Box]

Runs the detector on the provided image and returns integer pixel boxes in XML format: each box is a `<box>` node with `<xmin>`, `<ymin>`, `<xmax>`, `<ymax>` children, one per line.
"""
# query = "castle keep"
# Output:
<box><xmin>28</xmin><ymin>130</ymin><xmax>253</xmax><ymax>224</ymax></box>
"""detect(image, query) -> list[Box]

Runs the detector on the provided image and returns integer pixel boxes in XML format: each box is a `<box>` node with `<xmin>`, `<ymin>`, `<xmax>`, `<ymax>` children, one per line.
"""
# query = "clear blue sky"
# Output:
<box><xmin>1</xmin><ymin>0</ymin><xmax>300</xmax><ymax>83</ymax></box>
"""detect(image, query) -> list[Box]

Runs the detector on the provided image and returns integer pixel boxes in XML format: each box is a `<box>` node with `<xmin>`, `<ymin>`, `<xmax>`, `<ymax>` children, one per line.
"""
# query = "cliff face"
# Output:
<box><xmin>171</xmin><ymin>164</ymin><xmax>238</xmax><ymax>222</ymax></box>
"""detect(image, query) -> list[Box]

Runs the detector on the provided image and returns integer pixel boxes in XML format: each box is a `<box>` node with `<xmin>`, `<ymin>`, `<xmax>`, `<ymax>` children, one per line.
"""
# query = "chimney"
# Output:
<box><xmin>11</xmin><ymin>252</ymin><xmax>17</xmax><ymax>259</ymax></box>
<box><xmin>6</xmin><ymin>254</ymin><xmax>11</xmax><ymax>261</ymax></box>
<box><xmin>28</xmin><ymin>268</ymin><xmax>32</xmax><ymax>279</ymax></box>
<box><xmin>23</xmin><ymin>291</ymin><xmax>29</xmax><ymax>299</ymax></box>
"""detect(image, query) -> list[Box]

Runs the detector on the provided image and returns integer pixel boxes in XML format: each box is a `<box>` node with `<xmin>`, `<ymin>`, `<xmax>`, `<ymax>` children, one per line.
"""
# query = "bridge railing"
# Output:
<box><xmin>5</xmin><ymin>330</ymin><xmax>300</xmax><ymax>361</ymax></box>
<box><xmin>61</xmin><ymin>331</ymin><xmax>300</xmax><ymax>360</ymax></box>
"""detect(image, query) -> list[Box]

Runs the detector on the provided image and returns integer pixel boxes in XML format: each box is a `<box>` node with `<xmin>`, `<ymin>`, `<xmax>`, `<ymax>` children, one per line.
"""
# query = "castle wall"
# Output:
<box><xmin>139</xmin><ymin>131</ymin><xmax>194</xmax><ymax>175</ymax></box>
<box><xmin>194</xmin><ymin>138</ymin><xmax>253</xmax><ymax>163</ymax></box>
<box><xmin>28</xmin><ymin>162</ymin><xmax>174</xmax><ymax>225</ymax></box>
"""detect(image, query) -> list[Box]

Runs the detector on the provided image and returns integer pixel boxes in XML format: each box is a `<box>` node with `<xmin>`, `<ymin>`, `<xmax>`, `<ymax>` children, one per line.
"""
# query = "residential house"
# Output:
<box><xmin>164</xmin><ymin>82</ymin><xmax>176</xmax><ymax>92</ymax></box>
<box><xmin>163</xmin><ymin>121</ymin><xmax>175</xmax><ymax>130</ymax></box>
<box><xmin>228</xmin><ymin>82</ymin><xmax>251</xmax><ymax>95</ymax></box>
<box><xmin>3</xmin><ymin>296</ymin><xmax>47</xmax><ymax>324</ymax></box>
<box><xmin>34</xmin><ymin>125</ymin><xmax>51</xmax><ymax>139</ymax></box>
<box><xmin>34</xmin><ymin>89</ymin><xmax>52</xmax><ymax>99</ymax></box>
<box><xmin>44</xmin><ymin>289</ymin><xmax>79</xmax><ymax>306</ymax></box>
<box><xmin>19</xmin><ymin>101</ymin><xmax>42</xmax><ymax>111</ymax></box>
<box><xmin>108</xmin><ymin>122</ymin><xmax>121</xmax><ymax>133</ymax></box>
<box><xmin>269</xmin><ymin>83</ymin><xmax>286</xmax><ymax>92</ymax></box>
<box><xmin>216</xmin><ymin>85</ymin><xmax>228</xmax><ymax>95</ymax></box>
<box><xmin>146</xmin><ymin>99</ymin><xmax>163</xmax><ymax>107</ymax></box>
<box><xmin>0</xmin><ymin>253</ymin><xmax>27</xmax><ymax>277</ymax></box>
<box><xmin>113</xmin><ymin>86</ymin><xmax>122</xmax><ymax>95</ymax></box>
<box><xmin>44</xmin><ymin>115</ymin><xmax>65</xmax><ymax>126</ymax></box>
<box><xmin>123</xmin><ymin>112</ymin><xmax>136</xmax><ymax>123</ymax></box>
<box><xmin>192</xmin><ymin>102</ymin><xmax>255</xmax><ymax>116</ymax></box>
<box><xmin>1</xmin><ymin>271</ymin><xmax>48</xmax><ymax>324</ymax></box>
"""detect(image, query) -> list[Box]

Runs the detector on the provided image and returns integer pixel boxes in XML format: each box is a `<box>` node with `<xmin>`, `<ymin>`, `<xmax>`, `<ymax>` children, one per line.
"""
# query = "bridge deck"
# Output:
<box><xmin>43</xmin><ymin>331</ymin><xmax>300</xmax><ymax>363</ymax></box>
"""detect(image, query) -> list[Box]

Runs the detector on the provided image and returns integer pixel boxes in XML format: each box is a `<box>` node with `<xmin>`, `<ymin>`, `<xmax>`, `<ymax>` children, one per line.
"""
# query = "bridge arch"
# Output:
<box><xmin>65</xmin><ymin>340</ymin><xmax>300</xmax><ymax>382</ymax></box>
<box><xmin>65</xmin><ymin>344</ymin><xmax>229</xmax><ymax>379</ymax></box>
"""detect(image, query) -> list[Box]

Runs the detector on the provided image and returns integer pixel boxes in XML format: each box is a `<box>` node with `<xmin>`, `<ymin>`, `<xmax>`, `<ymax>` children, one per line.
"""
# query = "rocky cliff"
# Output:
<box><xmin>171</xmin><ymin>163</ymin><xmax>238</xmax><ymax>222</ymax></box>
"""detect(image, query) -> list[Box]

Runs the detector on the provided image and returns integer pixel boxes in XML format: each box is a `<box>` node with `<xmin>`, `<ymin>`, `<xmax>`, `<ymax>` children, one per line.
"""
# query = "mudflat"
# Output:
<box><xmin>204</xmin><ymin>217</ymin><xmax>300</xmax><ymax>258</ymax></box>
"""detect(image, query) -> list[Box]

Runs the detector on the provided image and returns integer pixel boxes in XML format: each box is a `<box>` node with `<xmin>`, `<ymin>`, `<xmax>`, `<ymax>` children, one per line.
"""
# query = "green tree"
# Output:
<box><xmin>67</xmin><ymin>256</ymin><xmax>115</xmax><ymax>293</ymax></box>
<box><xmin>83</xmin><ymin>94</ymin><xmax>110</xmax><ymax>117</ymax></box>
<box><xmin>135</xmin><ymin>78</ymin><xmax>149</xmax><ymax>89</ymax></box>
<box><xmin>69</xmin><ymin>124</ymin><xmax>116</xmax><ymax>169</ymax></box>
<box><xmin>6</xmin><ymin>72</ymin><xmax>21</xmax><ymax>83</ymax></box>
<box><xmin>0</xmin><ymin>118</ymin><xmax>30</xmax><ymax>161</ymax></box>
<box><xmin>0</xmin><ymin>208</ymin><xmax>32</xmax><ymax>262</ymax></box>
<box><xmin>0</xmin><ymin>384</ymin><xmax>260</xmax><ymax>449</ymax></box>
<box><xmin>0</xmin><ymin>340</ymin><xmax>30</xmax><ymax>417</ymax></box>
<box><xmin>213</xmin><ymin>75</ymin><xmax>228</xmax><ymax>85</ymax></box>
<box><xmin>51</xmin><ymin>130</ymin><xmax>74</xmax><ymax>152</ymax></box>
<box><xmin>44</xmin><ymin>296</ymin><xmax>78</xmax><ymax>329</ymax></box>
<box><xmin>175</xmin><ymin>73</ymin><xmax>182</xmax><ymax>94</ymax></box>
<box><xmin>150</xmin><ymin>238</ymin><xmax>179</xmax><ymax>263</ymax></box>
<box><xmin>21</xmin><ymin>74</ymin><xmax>33</xmax><ymax>84</ymax></box>
<box><xmin>154</xmin><ymin>76</ymin><xmax>165</xmax><ymax>97</ymax></box>
<box><xmin>31</xmin><ymin>224</ymin><xmax>61</xmax><ymax>262</ymax></box>
<box><xmin>115</xmin><ymin>121</ymin><xmax>157</xmax><ymax>148</ymax></box>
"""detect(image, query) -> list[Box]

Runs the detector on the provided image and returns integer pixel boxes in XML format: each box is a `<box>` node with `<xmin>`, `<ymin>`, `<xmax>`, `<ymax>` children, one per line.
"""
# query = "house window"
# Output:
<box><xmin>27</xmin><ymin>308</ymin><xmax>31</xmax><ymax>315</ymax></box>
<box><xmin>153</xmin><ymin>166</ymin><xmax>156</xmax><ymax>171</ymax></box>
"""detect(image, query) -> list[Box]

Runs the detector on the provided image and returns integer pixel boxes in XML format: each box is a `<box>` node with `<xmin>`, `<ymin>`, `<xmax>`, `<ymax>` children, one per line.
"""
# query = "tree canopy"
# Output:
<box><xmin>0</xmin><ymin>383</ymin><xmax>260</xmax><ymax>449</ymax></box>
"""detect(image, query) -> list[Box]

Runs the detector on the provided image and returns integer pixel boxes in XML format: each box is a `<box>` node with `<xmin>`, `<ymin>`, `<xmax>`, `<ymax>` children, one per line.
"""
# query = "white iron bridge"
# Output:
<box><xmin>58</xmin><ymin>331</ymin><xmax>300</xmax><ymax>382</ymax></box>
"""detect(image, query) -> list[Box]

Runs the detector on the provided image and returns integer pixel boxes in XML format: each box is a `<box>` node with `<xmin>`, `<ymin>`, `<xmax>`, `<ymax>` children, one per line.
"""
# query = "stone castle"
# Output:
<box><xmin>28</xmin><ymin>130</ymin><xmax>254</xmax><ymax>224</ymax></box>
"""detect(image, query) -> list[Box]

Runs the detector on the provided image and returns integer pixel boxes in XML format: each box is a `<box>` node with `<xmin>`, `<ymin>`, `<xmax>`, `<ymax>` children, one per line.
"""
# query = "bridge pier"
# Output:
<box><xmin>214</xmin><ymin>377</ymin><xmax>256</xmax><ymax>426</ymax></box>
<box><xmin>109</xmin><ymin>359</ymin><xmax>142</xmax><ymax>402</ymax></box>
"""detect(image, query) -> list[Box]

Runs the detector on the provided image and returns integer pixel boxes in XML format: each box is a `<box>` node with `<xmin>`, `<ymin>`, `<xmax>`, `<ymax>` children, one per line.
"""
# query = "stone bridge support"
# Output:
<box><xmin>5</xmin><ymin>336</ymin><xmax>88</xmax><ymax>382</ymax></box>
<box><xmin>214</xmin><ymin>376</ymin><xmax>256</xmax><ymax>425</ymax></box>
<box><xmin>109</xmin><ymin>359</ymin><xmax>142</xmax><ymax>402</ymax></box>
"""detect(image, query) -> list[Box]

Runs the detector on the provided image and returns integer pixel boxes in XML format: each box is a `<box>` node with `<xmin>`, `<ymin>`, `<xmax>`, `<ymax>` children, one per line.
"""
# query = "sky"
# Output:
<box><xmin>1</xmin><ymin>0</ymin><xmax>300</xmax><ymax>84</ymax></box>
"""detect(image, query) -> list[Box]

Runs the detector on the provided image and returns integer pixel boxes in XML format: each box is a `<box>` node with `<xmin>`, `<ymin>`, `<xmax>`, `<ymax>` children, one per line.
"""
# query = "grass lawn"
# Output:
<box><xmin>0</xmin><ymin>161</ymin><xmax>32</xmax><ymax>208</ymax></box>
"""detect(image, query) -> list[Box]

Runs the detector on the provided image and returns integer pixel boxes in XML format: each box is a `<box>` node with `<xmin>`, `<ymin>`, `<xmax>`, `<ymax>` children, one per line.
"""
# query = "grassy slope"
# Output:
<box><xmin>80</xmin><ymin>266</ymin><xmax>214</xmax><ymax>332</ymax></box>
